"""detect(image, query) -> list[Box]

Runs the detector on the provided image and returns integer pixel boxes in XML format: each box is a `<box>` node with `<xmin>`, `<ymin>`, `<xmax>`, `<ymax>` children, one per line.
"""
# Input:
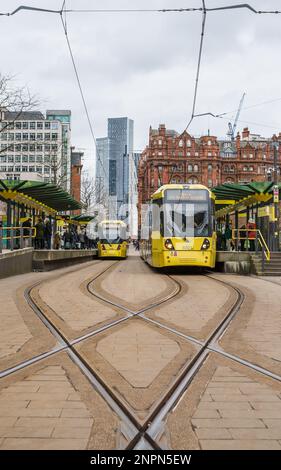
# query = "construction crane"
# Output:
<box><xmin>227</xmin><ymin>92</ymin><xmax>246</xmax><ymax>141</ymax></box>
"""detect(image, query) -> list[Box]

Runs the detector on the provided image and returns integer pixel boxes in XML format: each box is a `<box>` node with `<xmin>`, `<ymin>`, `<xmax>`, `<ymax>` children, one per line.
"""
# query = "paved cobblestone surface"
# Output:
<box><xmin>36</xmin><ymin>261</ymin><xmax>124</xmax><ymax>339</ymax></box>
<box><xmin>146</xmin><ymin>274</ymin><xmax>235</xmax><ymax>340</ymax></box>
<box><xmin>210</xmin><ymin>274</ymin><xmax>281</xmax><ymax>375</ymax></box>
<box><xmin>0</xmin><ymin>353</ymin><xmax>119</xmax><ymax>449</ymax></box>
<box><xmin>75</xmin><ymin>317</ymin><xmax>199</xmax><ymax>422</ymax></box>
<box><xmin>96</xmin><ymin>322</ymin><xmax>180</xmax><ymax>387</ymax></box>
<box><xmin>166</xmin><ymin>354</ymin><xmax>281</xmax><ymax>450</ymax></box>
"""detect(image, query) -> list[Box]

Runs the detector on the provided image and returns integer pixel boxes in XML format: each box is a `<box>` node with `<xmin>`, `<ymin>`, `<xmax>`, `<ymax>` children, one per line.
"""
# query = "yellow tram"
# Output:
<box><xmin>141</xmin><ymin>184</ymin><xmax>216</xmax><ymax>268</ymax></box>
<box><xmin>97</xmin><ymin>220</ymin><xmax>128</xmax><ymax>259</ymax></box>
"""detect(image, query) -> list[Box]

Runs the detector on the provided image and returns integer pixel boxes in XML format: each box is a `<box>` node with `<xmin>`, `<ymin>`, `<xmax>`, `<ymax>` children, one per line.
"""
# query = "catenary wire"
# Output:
<box><xmin>59</xmin><ymin>5</ymin><xmax>109</xmax><ymax>188</ymax></box>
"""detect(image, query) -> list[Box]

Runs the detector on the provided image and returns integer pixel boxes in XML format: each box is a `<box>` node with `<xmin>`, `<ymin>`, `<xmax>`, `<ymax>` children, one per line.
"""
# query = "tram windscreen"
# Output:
<box><xmin>99</xmin><ymin>225</ymin><xmax>124</xmax><ymax>244</ymax></box>
<box><xmin>163</xmin><ymin>190</ymin><xmax>210</xmax><ymax>237</ymax></box>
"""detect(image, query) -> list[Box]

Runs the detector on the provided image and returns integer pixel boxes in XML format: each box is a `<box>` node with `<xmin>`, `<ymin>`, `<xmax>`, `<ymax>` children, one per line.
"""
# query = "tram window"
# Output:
<box><xmin>164</xmin><ymin>203</ymin><xmax>209</xmax><ymax>237</ymax></box>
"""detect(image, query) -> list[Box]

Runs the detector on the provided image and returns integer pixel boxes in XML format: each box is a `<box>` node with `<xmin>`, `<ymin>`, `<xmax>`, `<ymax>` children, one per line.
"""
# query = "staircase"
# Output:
<box><xmin>250</xmin><ymin>252</ymin><xmax>281</xmax><ymax>276</ymax></box>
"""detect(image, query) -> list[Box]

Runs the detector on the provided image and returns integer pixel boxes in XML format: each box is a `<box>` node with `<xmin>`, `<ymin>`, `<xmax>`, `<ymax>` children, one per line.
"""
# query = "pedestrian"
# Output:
<box><xmin>239</xmin><ymin>225</ymin><xmax>246</xmax><ymax>251</ymax></box>
<box><xmin>22</xmin><ymin>217</ymin><xmax>32</xmax><ymax>248</ymax></box>
<box><xmin>224</xmin><ymin>224</ymin><xmax>232</xmax><ymax>251</ymax></box>
<box><xmin>63</xmin><ymin>229</ymin><xmax>73</xmax><ymax>249</ymax></box>
<box><xmin>79</xmin><ymin>229</ymin><xmax>85</xmax><ymax>249</ymax></box>
<box><xmin>54</xmin><ymin>231</ymin><xmax>61</xmax><ymax>250</ymax></box>
<box><xmin>44</xmin><ymin>217</ymin><xmax>52</xmax><ymax>249</ymax></box>
<box><xmin>246</xmin><ymin>218</ymin><xmax>256</xmax><ymax>252</ymax></box>
<box><xmin>35</xmin><ymin>218</ymin><xmax>45</xmax><ymax>249</ymax></box>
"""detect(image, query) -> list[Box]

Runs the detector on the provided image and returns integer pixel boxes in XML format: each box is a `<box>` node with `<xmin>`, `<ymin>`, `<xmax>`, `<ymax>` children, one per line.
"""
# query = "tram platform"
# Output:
<box><xmin>216</xmin><ymin>251</ymin><xmax>251</xmax><ymax>274</ymax></box>
<box><xmin>32</xmin><ymin>249</ymin><xmax>98</xmax><ymax>271</ymax></box>
<box><xmin>0</xmin><ymin>248</ymin><xmax>98</xmax><ymax>278</ymax></box>
<box><xmin>0</xmin><ymin>248</ymin><xmax>33</xmax><ymax>279</ymax></box>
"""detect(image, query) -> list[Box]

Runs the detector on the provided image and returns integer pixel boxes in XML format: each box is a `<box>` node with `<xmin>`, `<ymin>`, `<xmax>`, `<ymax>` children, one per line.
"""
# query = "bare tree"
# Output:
<box><xmin>0</xmin><ymin>74</ymin><xmax>39</xmax><ymax>154</ymax></box>
<box><xmin>81</xmin><ymin>174</ymin><xmax>108</xmax><ymax>213</ymax></box>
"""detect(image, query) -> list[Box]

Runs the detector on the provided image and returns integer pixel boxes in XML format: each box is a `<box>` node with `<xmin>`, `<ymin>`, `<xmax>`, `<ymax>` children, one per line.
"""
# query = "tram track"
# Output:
<box><xmin>1</xmin><ymin>257</ymin><xmax>281</xmax><ymax>450</ymax></box>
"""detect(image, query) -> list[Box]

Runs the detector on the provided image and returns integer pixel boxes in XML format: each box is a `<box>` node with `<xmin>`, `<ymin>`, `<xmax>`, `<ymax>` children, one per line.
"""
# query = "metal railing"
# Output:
<box><xmin>232</xmin><ymin>229</ymin><xmax>271</xmax><ymax>270</ymax></box>
<box><xmin>0</xmin><ymin>226</ymin><xmax>36</xmax><ymax>253</ymax></box>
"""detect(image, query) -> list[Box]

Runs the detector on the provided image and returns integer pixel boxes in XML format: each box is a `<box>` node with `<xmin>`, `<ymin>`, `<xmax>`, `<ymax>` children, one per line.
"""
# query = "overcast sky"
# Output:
<box><xmin>1</xmin><ymin>0</ymin><xmax>281</xmax><ymax>173</ymax></box>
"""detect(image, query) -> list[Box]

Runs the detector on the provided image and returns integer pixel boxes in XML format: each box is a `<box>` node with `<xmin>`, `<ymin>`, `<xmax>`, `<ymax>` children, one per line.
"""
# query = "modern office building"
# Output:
<box><xmin>0</xmin><ymin>109</ymin><xmax>72</xmax><ymax>190</ymax></box>
<box><xmin>96</xmin><ymin>117</ymin><xmax>134</xmax><ymax>217</ymax></box>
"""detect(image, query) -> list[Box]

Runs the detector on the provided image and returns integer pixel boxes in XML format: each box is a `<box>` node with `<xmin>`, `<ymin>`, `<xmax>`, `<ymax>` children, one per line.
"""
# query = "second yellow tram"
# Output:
<box><xmin>97</xmin><ymin>220</ymin><xmax>128</xmax><ymax>259</ymax></box>
<box><xmin>141</xmin><ymin>184</ymin><xmax>216</xmax><ymax>268</ymax></box>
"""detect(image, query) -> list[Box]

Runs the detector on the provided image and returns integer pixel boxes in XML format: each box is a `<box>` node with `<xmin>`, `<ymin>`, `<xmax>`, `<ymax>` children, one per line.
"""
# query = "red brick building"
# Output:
<box><xmin>70</xmin><ymin>147</ymin><xmax>83</xmax><ymax>215</ymax></box>
<box><xmin>138</xmin><ymin>124</ymin><xmax>281</xmax><ymax>205</ymax></box>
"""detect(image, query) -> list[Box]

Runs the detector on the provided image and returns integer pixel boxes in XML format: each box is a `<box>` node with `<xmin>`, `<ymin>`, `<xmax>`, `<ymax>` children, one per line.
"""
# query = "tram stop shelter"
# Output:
<box><xmin>213</xmin><ymin>181</ymin><xmax>281</xmax><ymax>253</ymax></box>
<box><xmin>0</xmin><ymin>179</ymin><xmax>81</xmax><ymax>251</ymax></box>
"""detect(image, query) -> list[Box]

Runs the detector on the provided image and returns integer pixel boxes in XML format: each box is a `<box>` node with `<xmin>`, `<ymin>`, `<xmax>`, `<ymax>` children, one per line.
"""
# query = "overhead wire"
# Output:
<box><xmin>59</xmin><ymin>1</ymin><xmax>109</xmax><ymax>186</ymax></box>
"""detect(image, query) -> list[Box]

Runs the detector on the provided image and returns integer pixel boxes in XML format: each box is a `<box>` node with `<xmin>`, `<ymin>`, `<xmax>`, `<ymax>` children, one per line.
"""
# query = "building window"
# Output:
<box><xmin>22</xmin><ymin>166</ymin><xmax>28</xmax><ymax>172</ymax></box>
<box><xmin>37</xmin><ymin>122</ymin><xmax>43</xmax><ymax>129</ymax></box>
<box><xmin>45</xmin><ymin>133</ymin><xmax>50</xmax><ymax>141</ymax></box>
<box><xmin>22</xmin><ymin>144</ymin><xmax>28</xmax><ymax>151</ymax></box>
<box><xmin>30</xmin><ymin>122</ymin><xmax>36</xmax><ymax>129</ymax></box>
<box><xmin>195</xmin><ymin>152</ymin><xmax>199</xmax><ymax>157</ymax></box>
<box><xmin>15</xmin><ymin>133</ymin><xmax>21</xmax><ymax>141</ymax></box>
<box><xmin>208</xmin><ymin>179</ymin><xmax>212</xmax><ymax>187</ymax></box>
<box><xmin>29</xmin><ymin>144</ymin><xmax>35</xmax><ymax>152</ymax></box>
<box><xmin>29</xmin><ymin>156</ymin><xmax>35</xmax><ymax>163</ymax></box>
<box><xmin>37</xmin><ymin>133</ymin><xmax>43</xmax><ymax>141</ymax></box>
<box><xmin>51</xmin><ymin>133</ymin><xmax>58</xmax><ymax>140</ymax></box>
<box><xmin>158</xmin><ymin>152</ymin><xmax>162</xmax><ymax>156</ymax></box>
<box><xmin>243</xmin><ymin>154</ymin><xmax>247</xmax><ymax>158</ymax></box>
<box><xmin>188</xmin><ymin>164</ymin><xmax>193</xmax><ymax>172</ymax></box>
<box><xmin>15</xmin><ymin>155</ymin><xmax>21</xmax><ymax>163</ymax></box>
<box><xmin>22</xmin><ymin>122</ymin><xmax>28</xmax><ymax>129</ymax></box>
<box><xmin>194</xmin><ymin>164</ymin><xmax>199</xmax><ymax>172</ymax></box>
<box><xmin>15</xmin><ymin>122</ymin><xmax>21</xmax><ymax>129</ymax></box>
<box><xmin>36</xmin><ymin>166</ymin><xmax>42</xmax><ymax>173</ymax></box>
<box><xmin>249</xmin><ymin>166</ymin><xmax>254</xmax><ymax>171</ymax></box>
<box><xmin>208</xmin><ymin>152</ymin><xmax>212</xmax><ymax>157</ymax></box>
<box><xmin>178</xmin><ymin>139</ymin><xmax>183</xmax><ymax>147</ymax></box>
<box><xmin>187</xmin><ymin>140</ymin><xmax>191</xmax><ymax>147</ymax></box>
<box><xmin>22</xmin><ymin>155</ymin><xmax>28</xmax><ymax>163</ymax></box>
<box><xmin>158</xmin><ymin>139</ymin><xmax>162</xmax><ymax>146</ymax></box>
<box><xmin>37</xmin><ymin>144</ymin><xmax>43</xmax><ymax>151</ymax></box>
<box><xmin>15</xmin><ymin>144</ymin><xmax>21</xmax><ymax>151</ymax></box>
<box><xmin>45</xmin><ymin>122</ymin><xmax>50</xmax><ymax>129</ymax></box>
<box><xmin>208</xmin><ymin>164</ymin><xmax>212</xmax><ymax>173</ymax></box>
<box><xmin>186</xmin><ymin>152</ymin><xmax>191</xmax><ymax>157</ymax></box>
<box><xmin>178</xmin><ymin>151</ymin><xmax>183</xmax><ymax>157</ymax></box>
<box><xmin>249</xmin><ymin>153</ymin><xmax>253</xmax><ymax>158</ymax></box>
<box><xmin>8</xmin><ymin>156</ymin><xmax>14</xmax><ymax>163</ymax></box>
<box><xmin>208</xmin><ymin>140</ymin><xmax>212</xmax><ymax>146</ymax></box>
<box><xmin>22</xmin><ymin>133</ymin><xmax>28</xmax><ymax>141</ymax></box>
<box><xmin>36</xmin><ymin>155</ymin><xmax>43</xmax><ymax>162</ymax></box>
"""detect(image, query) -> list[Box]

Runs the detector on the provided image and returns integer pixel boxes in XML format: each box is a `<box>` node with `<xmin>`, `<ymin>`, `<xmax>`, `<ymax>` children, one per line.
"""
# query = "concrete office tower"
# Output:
<box><xmin>0</xmin><ymin>110</ymin><xmax>68</xmax><ymax>186</ymax></box>
<box><xmin>107</xmin><ymin>117</ymin><xmax>134</xmax><ymax>213</ymax></box>
<box><xmin>46</xmin><ymin>110</ymin><xmax>71</xmax><ymax>191</ymax></box>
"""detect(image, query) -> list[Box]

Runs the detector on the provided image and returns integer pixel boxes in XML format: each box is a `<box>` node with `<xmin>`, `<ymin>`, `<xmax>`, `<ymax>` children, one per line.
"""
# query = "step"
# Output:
<box><xmin>255</xmin><ymin>272</ymin><xmax>281</xmax><ymax>276</ymax></box>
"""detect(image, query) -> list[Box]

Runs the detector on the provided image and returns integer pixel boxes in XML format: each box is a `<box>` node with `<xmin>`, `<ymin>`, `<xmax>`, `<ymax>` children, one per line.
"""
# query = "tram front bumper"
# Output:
<box><xmin>163</xmin><ymin>250</ymin><xmax>214</xmax><ymax>267</ymax></box>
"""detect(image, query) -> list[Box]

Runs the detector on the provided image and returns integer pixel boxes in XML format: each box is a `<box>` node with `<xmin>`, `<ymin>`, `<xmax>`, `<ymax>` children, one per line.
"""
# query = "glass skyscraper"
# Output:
<box><xmin>96</xmin><ymin>117</ymin><xmax>134</xmax><ymax>213</ymax></box>
<box><xmin>108</xmin><ymin>117</ymin><xmax>134</xmax><ymax>209</ymax></box>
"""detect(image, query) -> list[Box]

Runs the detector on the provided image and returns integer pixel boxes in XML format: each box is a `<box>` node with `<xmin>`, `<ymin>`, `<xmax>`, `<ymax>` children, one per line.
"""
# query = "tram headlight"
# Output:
<box><xmin>201</xmin><ymin>238</ymin><xmax>210</xmax><ymax>250</ymax></box>
<box><xmin>164</xmin><ymin>239</ymin><xmax>174</xmax><ymax>250</ymax></box>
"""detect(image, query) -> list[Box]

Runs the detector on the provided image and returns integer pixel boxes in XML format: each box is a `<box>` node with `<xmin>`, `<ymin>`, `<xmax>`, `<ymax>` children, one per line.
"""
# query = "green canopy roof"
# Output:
<box><xmin>71</xmin><ymin>214</ymin><xmax>96</xmax><ymax>223</ymax></box>
<box><xmin>212</xmin><ymin>181</ymin><xmax>281</xmax><ymax>215</ymax></box>
<box><xmin>213</xmin><ymin>181</ymin><xmax>277</xmax><ymax>201</ymax></box>
<box><xmin>0</xmin><ymin>180</ymin><xmax>81</xmax><ymax>212</ymax></box>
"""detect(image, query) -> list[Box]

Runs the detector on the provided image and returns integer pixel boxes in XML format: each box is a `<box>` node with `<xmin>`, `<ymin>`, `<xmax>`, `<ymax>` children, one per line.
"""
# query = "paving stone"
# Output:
<box><xmin>200</xmin><ymin>439</ymin><xmax>281</xmax><ymax>450</ymax></box>
<box><xmin>96</xmin><ymin>322</ymin><xmax>180</xmax><ymax>388</ymax></box>
<box><xmin>0</xmin><ymin>438</ymin><xmax>88</xmax><ymax>450</ymax></box>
